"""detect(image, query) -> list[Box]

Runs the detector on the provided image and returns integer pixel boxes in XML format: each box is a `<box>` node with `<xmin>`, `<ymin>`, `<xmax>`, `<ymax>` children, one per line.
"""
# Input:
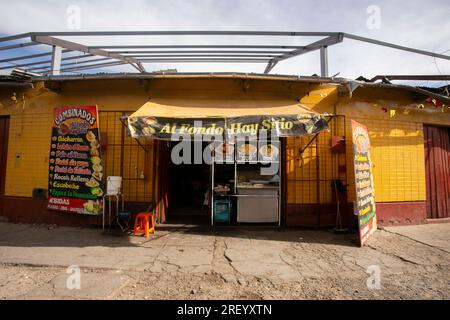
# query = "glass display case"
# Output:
<box><xmin>211</xmin><ymin>139</ymin><xmax>281</xmax><ymax>225</ymax></box>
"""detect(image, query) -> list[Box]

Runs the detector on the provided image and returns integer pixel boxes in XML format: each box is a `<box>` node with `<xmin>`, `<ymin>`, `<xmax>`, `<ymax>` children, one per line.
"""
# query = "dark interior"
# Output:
<box><xmin>168</xmin><ymin>141</ymin><xmax>211</xmax><ymax>224</ymax></box>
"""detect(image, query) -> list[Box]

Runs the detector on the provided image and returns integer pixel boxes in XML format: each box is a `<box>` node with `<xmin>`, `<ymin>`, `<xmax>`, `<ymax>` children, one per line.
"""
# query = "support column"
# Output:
<box><xmin>320</xmin><ymin>46</ymin><xmax>328</xmax><ymax>77</ymax></box>
<box><xmin>50</xmin><ymin>45</ymin><xmax>62</xmax><ymax>75</ymax></box>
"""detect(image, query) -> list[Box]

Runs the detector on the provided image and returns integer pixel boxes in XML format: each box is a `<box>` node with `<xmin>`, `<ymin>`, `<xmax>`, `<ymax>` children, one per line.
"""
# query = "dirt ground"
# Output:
<box><xmin>0</xmin><ymin>222</ymin><xmax>448</xmax><ymax>300</ymax></box>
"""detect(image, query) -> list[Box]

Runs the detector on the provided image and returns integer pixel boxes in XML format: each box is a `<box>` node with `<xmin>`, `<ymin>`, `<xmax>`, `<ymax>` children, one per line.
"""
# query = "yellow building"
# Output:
<box><xmin>0</xmin><ymin>74</ymin><xmax>449</xmax><ymax>227</ymax></box>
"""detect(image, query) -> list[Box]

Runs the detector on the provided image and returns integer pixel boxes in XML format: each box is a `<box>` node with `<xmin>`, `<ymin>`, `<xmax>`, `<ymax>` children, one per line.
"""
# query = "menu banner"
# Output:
<box><xmin>258</xmin><ymin>140</ymin><xmax>280</xmax><ymax>163</ymax></box>
<box><xmin>211</xmin><ymin>140</ymin><xmax>280</xmax><ymax>164</ymax></box>
<box><xmin>47</xmin><ymin>106</ymin><xmax>104</xmax><ymax>215</ymax></box>
<box><xmin>351</xmin><ymin>120</ymin><xmax>377</xmax><ymax>246</ymax></box>
<box><xmin>236</xmin><ymin>140</ymin><xmax>258</xmax><ymax>163</ymax></box>
<box><xmin>127</xmin><ymin>114</ymin><xmax>329</xmax><ymax>140</ymax></box>
<box><xmin>226</xmin><ymin>114</ymin><xmax>328</xmax><ymax>139</ymax></box>
<box><xmin>128</xmin><ymin>117</ymin><xmax>225</xmax><ymax>140</ymax></box>
<box><xmin>212</xmin><ymin>142</ymin><xmax>235</xmax><ymax>163</ymax></box>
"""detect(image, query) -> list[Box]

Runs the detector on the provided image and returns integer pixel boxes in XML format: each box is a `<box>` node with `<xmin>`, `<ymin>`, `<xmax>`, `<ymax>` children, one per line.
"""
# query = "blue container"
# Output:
<box><xmin>214</xmin><ymin>200</ymin><xmax>231</xmax><ymax>223</ymax></box>
<box><xmin>118</xmin><ymin>210</ymin><xmax>132</xmax><ymax>220</ymax></box>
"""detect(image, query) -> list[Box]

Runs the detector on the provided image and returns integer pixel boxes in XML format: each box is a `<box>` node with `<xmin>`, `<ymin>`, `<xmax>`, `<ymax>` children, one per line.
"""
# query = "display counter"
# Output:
<box><xmin>211</xmin><ymin>140</ymin><xmax>281</xmax><ymax>225</ymax></box>
<box><xmin>236</xmin><ymin>185</ymin><xmax>279</xmax><ymax>223</ymax></box>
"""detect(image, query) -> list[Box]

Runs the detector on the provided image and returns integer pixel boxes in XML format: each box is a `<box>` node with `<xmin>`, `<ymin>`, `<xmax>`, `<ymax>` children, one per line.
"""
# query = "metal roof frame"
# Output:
<box><xmin>0</xmin><ymin>31</ymin><xmax>449</xmax><ymax>76</ymax></box>
<box><xmin>369</xmin><ymin>74</ymin><xmax>450</xmax><ymax>82</ymax></box>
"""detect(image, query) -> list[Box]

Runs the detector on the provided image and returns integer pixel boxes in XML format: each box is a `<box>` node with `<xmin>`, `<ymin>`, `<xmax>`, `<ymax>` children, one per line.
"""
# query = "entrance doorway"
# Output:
<box><xmin>167</xmin><ymin>141</ymin><xmax>211</xmax><ymax>224</ymax></box>
<box><xmin>154</xmin><ymin>139</ymin><xmax>286</xmax><ymax>226</ymax></box>
<box><xmin>424</xmin><ymin>125</ymin><xmax>450</xmax><ymax>219</ymax></box>
<box><xmin>0</xmin><ymin>116</ymin><xmax>9</xmax><ymax>216</ymax></box>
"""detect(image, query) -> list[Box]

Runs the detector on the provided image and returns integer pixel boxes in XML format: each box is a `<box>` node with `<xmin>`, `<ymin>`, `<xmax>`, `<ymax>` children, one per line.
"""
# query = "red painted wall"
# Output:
<box><xmin>285</xmin><ymin>201</ymin><xmax>428</xmax><ymax>227</ymax></box>
<box><xmin>376</xmin><ymin>202</ymin><xmax>427</xmax><ymax>226</ymax></box>
<box><xmin>1</xmin><ymin>198</ymin><xmax>429</xmax><ymax>227</ymax></box>
<box><xmin>1</xmin><ymin>196</ymin><xmax>150</xmax><ymax>227</ymax></box>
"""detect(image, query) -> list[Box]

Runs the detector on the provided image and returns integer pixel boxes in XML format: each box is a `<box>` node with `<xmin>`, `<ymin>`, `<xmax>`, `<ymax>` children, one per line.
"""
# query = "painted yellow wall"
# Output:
<box><xmin>0</xmin><ymin>80</ymin><xmax>152</xmax><ymax>201</ymax></box>
<box><xmin>287</xmin><ymin>86</ymin><xmax>447</xmax><ymax>205</ymax></box>
<box><xmin>0</xmin><ymin>77</ymin><xmax>449</xmax><ymax>206</ymax></box>
<box><xmin>347</xmin><ymin>118</ymin><xmax>425</xmax><ymax>202</ymax></box>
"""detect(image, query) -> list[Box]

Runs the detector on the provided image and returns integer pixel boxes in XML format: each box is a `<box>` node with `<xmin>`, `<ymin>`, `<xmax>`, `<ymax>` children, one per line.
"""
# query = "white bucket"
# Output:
<box><xmin>106</xmin><ymin>176</ymin><xmax>122</xmax><ymax>195</ymax></box>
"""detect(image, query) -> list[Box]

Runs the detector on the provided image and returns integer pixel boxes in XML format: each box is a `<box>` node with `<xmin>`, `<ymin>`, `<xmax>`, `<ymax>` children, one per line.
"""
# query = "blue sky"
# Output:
<box><xmin>0</xmin><ymin>0</ymin><xmax>449</xmax><ymax>81</ymax></box>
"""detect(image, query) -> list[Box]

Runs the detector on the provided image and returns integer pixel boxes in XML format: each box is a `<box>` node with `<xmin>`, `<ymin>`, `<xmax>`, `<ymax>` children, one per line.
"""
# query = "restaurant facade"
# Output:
<box><xmin>0</xmin><ymin>73</ymin><xmax>449</xmax><ymax>230</ymax></box>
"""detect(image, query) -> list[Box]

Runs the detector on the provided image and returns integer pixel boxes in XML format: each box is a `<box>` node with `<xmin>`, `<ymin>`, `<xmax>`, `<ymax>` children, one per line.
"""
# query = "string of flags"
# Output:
<box><xmin>373</xmin><ymin>97</ymin><xmax>449</xmax><ymax>118</ymax></box>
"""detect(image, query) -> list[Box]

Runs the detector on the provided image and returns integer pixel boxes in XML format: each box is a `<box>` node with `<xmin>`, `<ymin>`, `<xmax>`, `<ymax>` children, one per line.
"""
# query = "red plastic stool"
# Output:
<box><xmin>133</xmin><ymin>212</ymin><xmax>155</xmax><ymax>238</ymax></box>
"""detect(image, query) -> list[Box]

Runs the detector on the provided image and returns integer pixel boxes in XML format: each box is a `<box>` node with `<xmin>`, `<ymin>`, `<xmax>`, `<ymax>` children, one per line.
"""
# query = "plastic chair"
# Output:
<box><xmin>133</xmin><ymin>212</ymin><xmax>155</xmax><ymax>238</ymax></box>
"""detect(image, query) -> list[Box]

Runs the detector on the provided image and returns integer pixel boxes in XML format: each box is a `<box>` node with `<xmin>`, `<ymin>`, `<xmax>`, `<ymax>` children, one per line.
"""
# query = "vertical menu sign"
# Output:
<box><xmin>47</xmin><ymin>106</ymin><xmax>104</xmax><ymax>215</ymax></box>
<box><xmin>351</xmin><ymin>120</ymin><xmax>377</xmax><ymax>246</ymax></box>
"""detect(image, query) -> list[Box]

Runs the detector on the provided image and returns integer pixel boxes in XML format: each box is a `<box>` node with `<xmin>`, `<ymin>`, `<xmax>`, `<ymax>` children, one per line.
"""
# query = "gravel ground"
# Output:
<box><xmin>0</xmin><ymin>223</ymin><xmax>449</xmax><ymax>300</ymax></box>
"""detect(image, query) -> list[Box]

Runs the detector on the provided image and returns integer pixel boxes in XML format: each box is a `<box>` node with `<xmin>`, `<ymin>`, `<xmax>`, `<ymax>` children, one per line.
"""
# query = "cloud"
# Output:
<box><xmin>0</xmin><ymin>0</ymin><xmax>449</xmax><ymax>80</ymax></box>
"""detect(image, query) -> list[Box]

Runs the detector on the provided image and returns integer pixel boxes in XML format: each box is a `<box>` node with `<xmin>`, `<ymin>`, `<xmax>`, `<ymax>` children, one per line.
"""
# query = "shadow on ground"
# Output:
<box><xmin>0</xmin><ymin>221</ymin><xmax>359</xmax><ymax>248</ymax></box>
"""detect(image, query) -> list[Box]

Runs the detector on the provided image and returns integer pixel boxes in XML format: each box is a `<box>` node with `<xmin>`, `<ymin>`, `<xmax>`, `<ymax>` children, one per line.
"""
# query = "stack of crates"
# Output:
<box><xmin>214</xmin><ymin>199</ymin><xmax>231</xmax><ymax>223</ymax></box>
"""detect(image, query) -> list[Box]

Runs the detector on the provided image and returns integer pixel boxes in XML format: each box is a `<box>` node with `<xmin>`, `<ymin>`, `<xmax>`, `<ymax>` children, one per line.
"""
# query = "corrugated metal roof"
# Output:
<box><xmin>1</xmin><ymin>70</ymin><xmax>449</xmax><ymax>105</ymax></box>
<box><xmin>31</xmin><ymin>71</ymin><xmax>343</xmax><ymax>83</ymax></box>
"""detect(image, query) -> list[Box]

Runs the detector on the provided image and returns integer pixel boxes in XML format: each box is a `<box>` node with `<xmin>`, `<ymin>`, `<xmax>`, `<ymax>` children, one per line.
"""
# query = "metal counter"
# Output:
<box><xmin>236</xmin><ymin>186</ymin><xmax>279</xmax><ymax>223</ymax></box>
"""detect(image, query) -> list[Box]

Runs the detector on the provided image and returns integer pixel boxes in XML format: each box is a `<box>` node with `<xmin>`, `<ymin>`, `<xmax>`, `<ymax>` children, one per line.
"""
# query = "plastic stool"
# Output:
<box><xmin>133</xmin><ymin>212</ymin><xmax>155</xmax><ymax>238</ymax></box>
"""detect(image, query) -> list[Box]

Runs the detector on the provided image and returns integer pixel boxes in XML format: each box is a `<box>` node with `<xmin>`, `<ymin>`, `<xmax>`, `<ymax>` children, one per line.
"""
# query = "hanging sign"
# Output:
<box><xmin>351</xmin><ymin>120</ymin><xmax>377</xmax><ymax>246</ymax></box>
<box><xmin>227</xmin><ymin>114</ymin><xmax>327</xmax><ymax>140</ymax></box>
<box><xmin>236</xmin><ymin>140</ymin><xmax>258</xmax><ymax>163</ymax></box>
<box><xmin>47</xmin><ymin>105</ymin><xmax>104</xmax><ymax>215</ymax></box>
<box><xmin>128</xmin><ymin>117</ymin><xmax>225</xmax><ymax>140</ymax></box>
<box><xmin>127</xmin><ymin>114</ymin><xmax>329</xmax><ymax>140</ymax></box>
<box><xmin>212</xmin><ymin>142</ymin><xmax>235</xmax><ymax>163</ymax></box>
<box><xmin>258</xmin><ymin>140</ymin><xmax>280</xmax><ymax>163</ymax></box>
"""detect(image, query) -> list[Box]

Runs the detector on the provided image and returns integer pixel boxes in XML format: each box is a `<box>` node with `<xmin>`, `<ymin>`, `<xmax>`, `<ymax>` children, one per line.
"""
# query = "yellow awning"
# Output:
<box><xmin>130</xmin><ymin>98</ymin><xmax>319</xmax><ymax>118</ymax></box>
<box><xmin>127</xmin><ymin>98</ymin><xmax>329</xmax><ymax>139</ymax></box>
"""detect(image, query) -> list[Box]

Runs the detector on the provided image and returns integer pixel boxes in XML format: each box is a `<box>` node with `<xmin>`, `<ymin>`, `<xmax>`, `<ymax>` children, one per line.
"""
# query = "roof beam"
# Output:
<box><xmin>118</xmin><ymin>50</ymin><xmax>290</xmax><ymax>55</ymax></box>
<box><xmin>263</xmin><ymin>35</ymin><xmax>344</xmax><ymax>73</ymax></box>
<box><xmin>39</xmin><ymin>61</ymin><xmax>128</xmax><ymax>74</ymax></box>
<box><xmin>50</xmin><ymin>45</ymin><xmax>62</xmax><ymax>75</ymax></box>
<box><xmin>128</xmin><ymin>54</ymin><xmax>281</xmax><ymax>58</ymax></box>
<box><xmin>0</xmin><ymin>42</ymin><xmax>40</xmax><ymax>51</ymax></box>
<box><xmin>138</xmin><ymin>58</ymin><xmax>269</xmax><ymax>63</ymax></box>
<box><xmin>275</xmin><ymin>35</ymin><xmax>343</xmax><ymax>62</ymax></box>
<box><xmin>370</xmin><ymin>74</ymin><xmax>450</xmax><ymax>82</ymax></box>
<box><xmin>61</xmin><ymin>61</ymin><xmax>128</xmax><ymax>72</ymax></box>
<box><xmin>0</xmin><ymin>53</ymin><xmax>95</xmax><ymax>70</ymax></box>
<box><xmin>0</xmin><ymin>33</ymin><xmax>32</xmax><ymax>42</ymax></box>
<box><xmin>30</xmin><ymin>31</ymin><xmax>341</xmax><ymax>37</ymax></box>
<box><xmin>31</xmin><ymin>35</ymin><xmax>147</xmax><ymax>72</ymax></box>
<box><xmin>0</xmin><ymin>50</ymin><xmax>71</xmax><ymax>63</ymax></box>
<box><xmin>344</xmin><ymin>33</ymin><xmax>450</xmax><ymax>61</ymax></box>
<box><xmin>264</xmin><ymin>60</ymin><xmax>278</xmax><ymax>73</ymax></box>
<box><xmin>0</xmin><ymin>59</ymin><xmax>53</xmax><ymax>70</ymax></box>
<box><xmin>320</xmin><ymin>47</ymin><xmax>328</xmax><ymax>77</ymax></box>
<box><xmin>30</xmin><ymin>57</ymin><xmax>115</xmax><ymax>72</ymax></box>
<box><xmin>91</xmin><ymin>45</ymin><xmax>303</xmax><ymax>49</ymax></box>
